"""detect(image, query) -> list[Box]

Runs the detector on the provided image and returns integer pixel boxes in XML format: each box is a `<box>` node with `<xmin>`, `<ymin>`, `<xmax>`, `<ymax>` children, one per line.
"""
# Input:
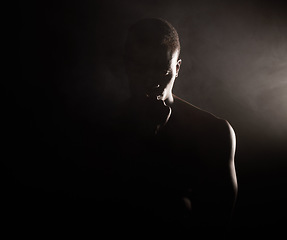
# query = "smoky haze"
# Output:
<box><xmin>71</xmin><ymin>0</ymin><xmax>287</xmax><ymax>142</ymax></box>
<box><xmin>18</xmin><ymin>0</ymin><xmax>287</xmax><ymax>234</ymax></box>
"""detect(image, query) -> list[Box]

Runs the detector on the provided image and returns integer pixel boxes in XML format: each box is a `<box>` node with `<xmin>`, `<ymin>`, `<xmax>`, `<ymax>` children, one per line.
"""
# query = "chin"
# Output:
<box><xmin>163</xmin><ymin>93</ymin><xmax>174</xmax><ymax>104</ymax></box>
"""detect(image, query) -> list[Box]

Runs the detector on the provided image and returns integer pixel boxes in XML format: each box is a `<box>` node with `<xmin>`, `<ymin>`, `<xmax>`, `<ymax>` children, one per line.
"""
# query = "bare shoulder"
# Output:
<box><xmin>172</xmin><ymin>95</ymin><xmax>234</xmax><ymax>132</ymax></box>
<box><xmin>172</xmin><ymin>95</ymin><xmax>236</xmax><ymax>162</ymax></box>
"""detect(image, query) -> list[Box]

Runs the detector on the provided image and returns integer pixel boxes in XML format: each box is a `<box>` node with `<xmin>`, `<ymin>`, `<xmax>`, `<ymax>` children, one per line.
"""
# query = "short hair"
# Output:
<box><xmin>125</xmin><ymin>18</ymin><xmax>180</xmax><ymax>58</ymax></box>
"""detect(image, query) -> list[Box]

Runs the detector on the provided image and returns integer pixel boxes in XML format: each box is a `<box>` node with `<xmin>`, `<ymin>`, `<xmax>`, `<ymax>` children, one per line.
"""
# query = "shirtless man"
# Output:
<box><xmin>109</xmin><ymin>18</ymin><xmax>237</xmax><ymax>233</ymax></box>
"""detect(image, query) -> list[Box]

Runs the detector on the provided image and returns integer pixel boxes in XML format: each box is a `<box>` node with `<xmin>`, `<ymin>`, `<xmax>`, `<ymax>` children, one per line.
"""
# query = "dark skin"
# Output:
<box><xmin>109</xmin><ymin>38</ymin><xmax>238</xmax><ymax>232</ymax></box>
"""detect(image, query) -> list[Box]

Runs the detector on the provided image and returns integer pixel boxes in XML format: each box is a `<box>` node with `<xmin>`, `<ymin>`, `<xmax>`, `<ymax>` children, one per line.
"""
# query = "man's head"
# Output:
<box><xmin>124</xmin><ymin>18</ymin><xmax>181</xmax><ymax>104</ymax></box>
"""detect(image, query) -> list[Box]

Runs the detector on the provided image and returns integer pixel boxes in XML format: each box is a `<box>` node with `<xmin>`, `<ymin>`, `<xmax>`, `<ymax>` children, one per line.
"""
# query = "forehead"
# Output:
<box><xmin>127</xmin><ymin>43</ymin><xmax>178</xmax><ymax>68</ymax></box>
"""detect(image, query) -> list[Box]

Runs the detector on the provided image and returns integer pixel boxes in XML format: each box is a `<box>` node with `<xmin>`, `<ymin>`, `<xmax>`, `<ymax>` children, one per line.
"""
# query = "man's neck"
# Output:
<box><xmin>127</xmin><ymin>96</ymin><xmax>172</xmax><ymax>135</ymax></box>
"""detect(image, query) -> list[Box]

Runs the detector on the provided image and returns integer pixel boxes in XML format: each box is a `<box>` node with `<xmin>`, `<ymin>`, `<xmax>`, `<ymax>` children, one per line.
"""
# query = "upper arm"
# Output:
<box><xmin>194</xmin><ymin>119</ymin><xmax>238</xmax><ymax>225</ymax></box>
<box><xmin>212</xmin><ymin>119</ymin><xmax>238</xmax><ymax>204</ymax></box>
<box><xmin>200</xmin><ymin>119</ymin><xmax>237</xmax><ymax>186</ymax></box>
<box><xmin>226</xmin><ymin>120</ymin><xmax>238</xmax><ymax>197</ymax></box>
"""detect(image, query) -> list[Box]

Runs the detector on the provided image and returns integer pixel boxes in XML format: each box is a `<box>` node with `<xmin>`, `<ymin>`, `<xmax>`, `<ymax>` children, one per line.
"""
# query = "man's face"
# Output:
<box><xmin>125</xmin><ymin>43</ymin><xmax>181</xmax><ymax>104</ymax></box>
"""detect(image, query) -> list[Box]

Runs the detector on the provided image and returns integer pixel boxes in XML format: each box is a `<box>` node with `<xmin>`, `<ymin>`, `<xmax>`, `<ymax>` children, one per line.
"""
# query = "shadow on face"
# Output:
<box><xmin>125</xmin><ymin>43</ymin><xmax>181</xmax><ymax>104</ymax></box>
<box><xmin>124</xmin><ymin>18</ymin><xmax>181</xmax><ymax>105</ymax></box>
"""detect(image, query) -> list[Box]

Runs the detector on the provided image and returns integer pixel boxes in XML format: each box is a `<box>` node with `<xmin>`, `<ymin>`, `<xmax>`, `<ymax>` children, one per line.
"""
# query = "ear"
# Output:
<box><xmin>176</xmin><ymin>59</ymin><xmax>182</xmax><ymax>77</ymax></box>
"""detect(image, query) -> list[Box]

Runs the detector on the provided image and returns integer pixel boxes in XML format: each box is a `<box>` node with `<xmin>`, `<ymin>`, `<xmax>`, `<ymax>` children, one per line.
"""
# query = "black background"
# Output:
<box><xmin>14</xmin><ymin>0</ymin><xmax>287</xmax><ymax>236</ymax></box>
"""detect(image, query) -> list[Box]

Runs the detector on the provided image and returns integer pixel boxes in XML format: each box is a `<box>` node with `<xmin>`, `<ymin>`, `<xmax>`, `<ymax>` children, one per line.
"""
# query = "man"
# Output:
<box><xmin>109</xmin><ymin>18</ymin><xmax>237</xmax><ymax>233</ymax></box>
